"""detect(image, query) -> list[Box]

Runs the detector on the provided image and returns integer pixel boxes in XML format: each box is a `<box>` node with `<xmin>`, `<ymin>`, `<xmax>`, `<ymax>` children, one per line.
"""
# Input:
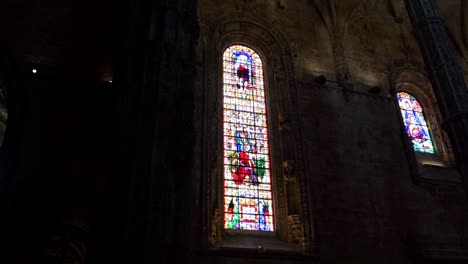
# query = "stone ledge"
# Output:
<box><xmin>418</xmin><ymin>164</ymin><xmax>462</xmax><ymax>185</ymax></box>
<box><xmin>417</xmin><ymin>241</ymin><xmax>468</xmax><ymax>260</ymax></box>
<box><xmin>203</xmin><ymin>247</ymin><xmax>317</xmax><ymax>261</ymax></box>
<box><xmin>204</xmin><ymin>230</ymin><xmax>317</xmax><ymax>260</ymax></box>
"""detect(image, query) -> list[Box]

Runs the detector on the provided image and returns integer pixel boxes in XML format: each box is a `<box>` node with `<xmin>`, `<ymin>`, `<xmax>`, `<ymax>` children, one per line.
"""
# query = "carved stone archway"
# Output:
<box><xmin>196</xmin><ymin>13</ymin><xmax>314</xmax><ymax>251</ymax></box>
<box><xmin>391</xmin><ymin>68</ymin><xmax>455</xmax><ymax>167</ymax></box>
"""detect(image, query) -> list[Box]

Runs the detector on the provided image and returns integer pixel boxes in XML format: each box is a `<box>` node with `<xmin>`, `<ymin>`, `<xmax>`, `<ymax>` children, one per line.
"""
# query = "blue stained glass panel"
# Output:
<box><xmin>397</xmin><ymin>92</ymin><xmax>435</xmax><ymax>153</ymax></box>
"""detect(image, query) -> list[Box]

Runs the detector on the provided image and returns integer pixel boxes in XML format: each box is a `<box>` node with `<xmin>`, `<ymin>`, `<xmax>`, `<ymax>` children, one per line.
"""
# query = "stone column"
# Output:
<box><xmin>0</xmin><ymin>71</ymin><xmax>7</xmax><ymax>146</ymax></box>
<box><xmin>404</xmin><ymin>0</ymin><xmax>468</xmax><ymax>192</ymax></box>
<box><xmin>113</xmin><ymin>0</ymin><xmax>198</xmax><ymax>263</ymax></box>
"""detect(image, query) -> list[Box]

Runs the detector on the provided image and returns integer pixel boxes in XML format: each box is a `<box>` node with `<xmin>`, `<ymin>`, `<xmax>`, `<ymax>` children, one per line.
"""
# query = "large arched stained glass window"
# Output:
<box><xmin>397</xmin><ymin>92</ymin><xmax>435</xmax><ymax>154</ymax></box>
<box><xmin>223</xmin><ymin>45</ymin><xmax>274</xmax><ymax>231</ymax></box>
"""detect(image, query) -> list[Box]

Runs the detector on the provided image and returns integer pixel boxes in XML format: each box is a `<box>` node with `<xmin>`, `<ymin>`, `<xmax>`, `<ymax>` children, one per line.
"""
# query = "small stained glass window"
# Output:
<box><xmin>223</xmin><ymin>45</ymin><xmax>274</xmax><ymax>231</ymax></box>
<box><xmin>397</xmin><ymin>92</ymin><xmax>435</xmax><ymax>154</ymax></box>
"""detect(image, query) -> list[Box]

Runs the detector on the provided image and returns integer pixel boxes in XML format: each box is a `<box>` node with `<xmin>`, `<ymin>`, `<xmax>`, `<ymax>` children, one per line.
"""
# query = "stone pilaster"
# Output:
<box><xmin>404</xmin><ymin>0</ymin><xmax>468</xmax><ymax>192</ymax></box>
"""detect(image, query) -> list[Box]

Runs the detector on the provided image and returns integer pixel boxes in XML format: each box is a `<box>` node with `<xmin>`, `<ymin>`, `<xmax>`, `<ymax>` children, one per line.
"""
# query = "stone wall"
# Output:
<box><xmin>197</xmin><ymin>0</ymin><xmax>468</xmax><ymax>263</ymax></box>
<box><xmin>300</xmin><ymin>82</ymin><xmax>468</xmax><ymax>263</ymax></box>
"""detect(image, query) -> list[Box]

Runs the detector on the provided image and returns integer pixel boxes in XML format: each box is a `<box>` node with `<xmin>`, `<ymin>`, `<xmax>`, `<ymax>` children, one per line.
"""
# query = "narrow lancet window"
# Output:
<box><xmin>223</xmin><ymin>45</ymin><xmax>274</xmax><ymax>231</ymax></box>
<box><xmin>397</xmin><ymin>92</ymin><xmax>435</xmax><ymax>153</ymax></box>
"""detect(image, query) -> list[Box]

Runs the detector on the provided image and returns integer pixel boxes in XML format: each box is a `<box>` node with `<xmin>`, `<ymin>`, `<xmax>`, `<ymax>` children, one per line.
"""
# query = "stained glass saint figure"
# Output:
<box><xmin>397</xmin><ymin>92</ymin><xmax>435</xmax><ymax>153</ymax></box>
<box><xmin>223</xmin><ymin>45</ymin><xmax>274</xmax><ymax>231</ymax></box>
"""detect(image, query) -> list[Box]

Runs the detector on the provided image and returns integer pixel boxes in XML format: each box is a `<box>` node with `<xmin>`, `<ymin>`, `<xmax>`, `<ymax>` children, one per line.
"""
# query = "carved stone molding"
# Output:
<box><xmin>287</xmin><ymin>214</ymin><xmax>305</xmax><ymax>249</ymax></box>
<box><xmin>209</xmin><ymin>208</ymin><xmax>223</xmax><ymax>246</ymax></box>
<box><xmin>282</xmin><ymin>160</ymin><xmax>296</xmax><ymax>183</ymax></box>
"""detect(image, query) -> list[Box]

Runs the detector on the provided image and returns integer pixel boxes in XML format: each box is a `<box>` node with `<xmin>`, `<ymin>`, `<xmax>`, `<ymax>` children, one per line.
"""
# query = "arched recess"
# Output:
<box><xmin>197</xmin><ymin>18</ymin><xmax>313</xmax><ymax>251</ymax></box>
<box><xmin>391</xmin><ymin>68</ymin><xmax>455</xmax><ymax>167</ymax></box>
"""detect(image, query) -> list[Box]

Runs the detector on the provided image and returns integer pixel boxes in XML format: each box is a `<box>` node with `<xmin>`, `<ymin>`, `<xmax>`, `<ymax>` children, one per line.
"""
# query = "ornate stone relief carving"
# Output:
<box><xmin>287</xmin><ymin>214</ymin><xmax>305</xmax><ymax>248</ymax></box>
<box><xmin>209</xmin><ymin>208</ymin><xmax>223</xmax><ymax>246</ymax></box>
